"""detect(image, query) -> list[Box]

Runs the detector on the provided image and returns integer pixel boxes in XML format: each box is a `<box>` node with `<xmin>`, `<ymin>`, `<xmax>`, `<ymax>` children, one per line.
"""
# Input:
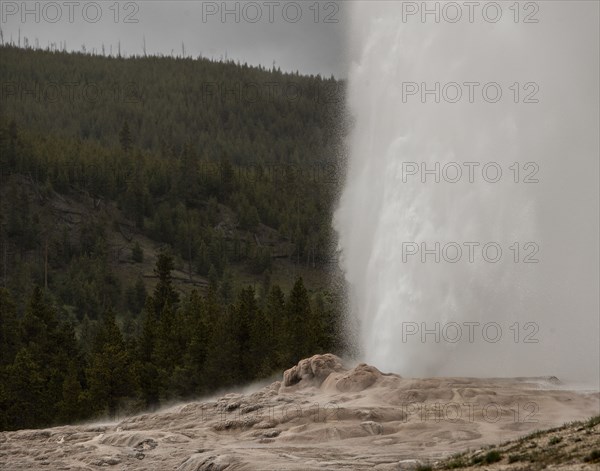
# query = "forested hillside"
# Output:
<box><xmin>0</xmin><ymin>45</ymin><xmax>349</xmax><ymax>431</ymax></box>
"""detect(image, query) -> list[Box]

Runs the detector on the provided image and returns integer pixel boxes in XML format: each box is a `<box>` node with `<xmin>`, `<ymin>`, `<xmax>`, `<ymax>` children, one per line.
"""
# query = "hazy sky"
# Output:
<box><xmin>1</xmin><ymin>1</ymin><xmax>349</xmax><ymax>77</ymax></box>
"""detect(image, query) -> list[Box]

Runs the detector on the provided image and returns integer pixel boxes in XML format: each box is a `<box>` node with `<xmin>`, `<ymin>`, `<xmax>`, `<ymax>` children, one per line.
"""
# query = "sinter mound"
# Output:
<box><xmin>1</xmin><ymin>354</ymin><xmax>598</xmax><ymax>470</ymax></box>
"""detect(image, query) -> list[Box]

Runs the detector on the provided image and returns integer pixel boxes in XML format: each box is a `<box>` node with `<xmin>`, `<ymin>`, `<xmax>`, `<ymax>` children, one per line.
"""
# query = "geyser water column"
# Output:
<box><xmin>335</xmin><ymin>2</ymin><xmax>599</xmax><ymax>381</ymax></box>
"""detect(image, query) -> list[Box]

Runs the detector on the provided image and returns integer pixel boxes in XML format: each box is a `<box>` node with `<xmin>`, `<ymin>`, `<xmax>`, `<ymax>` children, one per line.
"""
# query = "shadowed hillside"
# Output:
<box><xmin>0</xmin><ymin>45</ymin><xmax>351</xmax><ymax>431</ymax></box>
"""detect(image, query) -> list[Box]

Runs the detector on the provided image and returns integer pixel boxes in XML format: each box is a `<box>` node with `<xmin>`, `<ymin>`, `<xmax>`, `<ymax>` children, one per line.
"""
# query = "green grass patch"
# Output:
<box><xmin>508</xmin><ymin>454</ymin><xmax>526</xmax><ymax>464</ymax></box>
<box><xmin>586</xmin><ymin>416</ymin><xmax>600</xmax><ymax>428</ymax></box>
<box><xmin>471</xmin><ymin>450</ymin><xmax>502</xmax><ymax>466</ymax></box>
<box><xmin>443</xmin><ymin>458</ymin><xmax>467</xmax><ymax>469</ymax></box>
<box><xmin>548</xmin><ymin>436</ymin><xmax>562</xmax><ymax>445</ymax></box>
<box><xmin>483</xmin><ymin>450</ymin><xmax>502</xmax><ymax>464</ymax></box>
<box><xmin>584</xmin><ymin>449</ymin><xmax>600</xmax><ymax>463</ymax></box>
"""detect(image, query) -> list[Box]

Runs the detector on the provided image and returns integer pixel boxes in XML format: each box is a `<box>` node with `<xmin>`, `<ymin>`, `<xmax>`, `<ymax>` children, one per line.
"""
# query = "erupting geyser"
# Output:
<box><xmin>335</xmin><ymin>1</ymin><xmax>599</xmax><ymax>382</ymax></box>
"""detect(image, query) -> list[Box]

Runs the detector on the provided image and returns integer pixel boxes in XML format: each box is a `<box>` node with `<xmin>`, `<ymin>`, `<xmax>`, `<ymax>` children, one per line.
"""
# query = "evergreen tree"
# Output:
<box><xmin>314</xmin><ymin>290</ymin><xmax>343</xmax><ymax>354</ymax></box>
<box><xmin>286</xmin><ymin>277</ymin><xmax>319</xmax><ymax>363</ymax></box>
<box><xmin>203</xmin><ymin>300</ymin><xmax>237</xmax><ymax>388</ymax></box>
<box><xmin>87</xmin><ymin>309</ymin><xmax>132</xmax><ymax>418</ymax></box>
<box><xmin>19</xmin><ymin>287</ymin><xmax>79</xmax><ymax>421</ymax></box>
<box><xmin>78</xmin><ymin>314</ymin><xmax>97</xmax><ymax>358</ymax></box>
<box><xmin>153</xmin><ymin>302</ymin><xmax>183</xmax><ymax>395</ymax></box>
<box><xmin>233</xmin><ymin>286</ymin><xmax>258</xmax><ymax>381</ymax></box>
<box><xmin>249</xmin><ymin>304</ymin><xmax>273</xmax><ymax>377</ymax></box>
<box><xmin>3</xmin><ymin>348</ymin><xmax>47</xmax><ymax>429</ymax></box>
<box><xmin>265</xmin><ymin>284</ymin><xmax>286</xmax><ymax>368</ymax></box>
<box><xmin>58</xmin><ymin>362</ymin><xmax>84</xmax><ymax>423</ymax></box>
<box><xmin>0</xmin><ymin>288</ymin><xmax>20</xmax><ymax>367</ymax></box>
<box><xmin>171</xmin><ymin>290</ymin><xmax>208</xmax><ymax>397</ymax></box>
<box><xmin>137</xmin><ymin>252</ymin><xmax>179</xmax><ymax>406</ymax></box>
<box><xmin>151</xmin><ymin>251</ymin><xmax>180</xmax><ymax>316</ymax></box>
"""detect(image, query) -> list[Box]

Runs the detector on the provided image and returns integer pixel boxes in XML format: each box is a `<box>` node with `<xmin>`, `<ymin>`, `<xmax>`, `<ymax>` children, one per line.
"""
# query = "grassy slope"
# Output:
<box><xmin>421</xmin><ymin>416</ymin><xmax>600</xmax><ymax>470</ymax></box>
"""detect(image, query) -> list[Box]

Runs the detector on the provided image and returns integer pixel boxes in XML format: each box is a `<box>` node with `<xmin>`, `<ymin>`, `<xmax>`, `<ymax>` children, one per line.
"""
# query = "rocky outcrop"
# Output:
<box><xmin>281</xmin><ymin>355</ymin><xmax>384</xmax><ymax>393</ymax></box>
<box><xmin>282</xmin><ymin>353</ymin><xmax>345</xmax><ymax>388</ymax></box>
<box><xmin>333</xmin><ymin>363</ymin><xmax>382</xmax><ymax>392</ymax></box>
